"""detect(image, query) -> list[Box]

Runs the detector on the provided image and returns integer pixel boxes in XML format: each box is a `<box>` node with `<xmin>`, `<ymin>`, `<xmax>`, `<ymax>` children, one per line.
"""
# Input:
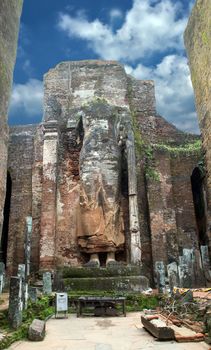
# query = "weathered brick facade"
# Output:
<box><xmin>0</xmin><ymin>0</ymin><xmax>23</xmax><ymax>246</ymax></box>
<box><xmin>184</xmin><ymin>0</ymin><xmax>211</xmax><ymax>256</ymax></box>
<box><xmin>5</xmin><ymin>60</ymin><xmax>208</xmax><ymax>287</ymax></box>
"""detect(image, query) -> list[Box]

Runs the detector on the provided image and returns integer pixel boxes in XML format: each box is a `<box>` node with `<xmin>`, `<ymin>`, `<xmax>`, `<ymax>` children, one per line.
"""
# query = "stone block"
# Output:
<box><xmin>62</xmin><ymin>265</ymin><xmax>143</xmax><ymax>278</ymax></box>
<box><xmin>63</xmin><ymin>275</ymin><xmax>149</xmax><ymax>292</ymax></box>
<box><xmin>155</xmin><ymin>261</ymin><xmax>165</xmax><ymax>292</ymax></box>
<box><xmin>53</xmin><ymin>270</ymin><xmax>64</xmax><ymax>292</ymax></box>
<box><xmin>141</xmin><ymin>315</ymin><xmax>175</xmax><ymax>340</ymax></box>
<box><xmin>167</xmin><ymin>262</ymin><xmax>179</xmax><ymax>291</ymax></box>
<box><xmin>17</xmin><ymin>264</ymin><xmax>25</xmax><ymax>280</ymax></box>
<box><xmin>43</xmin><ymin>272</ymin><xmax>52</xmax><ymax>295</ymax></box>
<box><xmin>28</xmin><ymin>286</ymin><xmax>38</xmax><ymax>302</ymax></box>
<box><xmin>28</xmin><ymin>319</ymin><xmax>45</xmax><ymax>341</ymax></box>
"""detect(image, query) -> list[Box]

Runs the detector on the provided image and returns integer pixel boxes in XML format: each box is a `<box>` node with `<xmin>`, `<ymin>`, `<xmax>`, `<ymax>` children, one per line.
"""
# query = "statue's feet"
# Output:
<box><xmin>84</xmin><ymin>253</ymin><xmax>100</xmax><ymax>268</ymax></box>
<box><xmin>106</xmin><ymin>252</ymin><xmax>117</xmax><ymax>268</ymax></box>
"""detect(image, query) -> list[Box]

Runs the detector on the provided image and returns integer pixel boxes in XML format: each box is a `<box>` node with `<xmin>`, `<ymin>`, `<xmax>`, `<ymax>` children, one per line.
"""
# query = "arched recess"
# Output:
<box><xmin>191</xmin><ymin>167</ymin><xmax>207</xmax><ymax>245</ymax></box>
<box><xmin>1</xmin><ymin>172</ymin><xmax>12</xmax><ymax>266</ymax></box>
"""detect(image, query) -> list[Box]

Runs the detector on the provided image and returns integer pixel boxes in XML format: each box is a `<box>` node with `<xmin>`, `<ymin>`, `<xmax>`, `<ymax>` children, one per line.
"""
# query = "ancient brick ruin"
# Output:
<box><xmin>2</xmin><ymin>60</ymin><xmax>210</xmax><ymax>288</ymax></box>
<box><xmin>0</xmin><ymin>0</ymin><xmax>23</xmax><ymax>255</ymax></box>
<box><xmin>184</xmin><ymin>0</ymin><xmax>211</xmax><ymax>262</ymax></box>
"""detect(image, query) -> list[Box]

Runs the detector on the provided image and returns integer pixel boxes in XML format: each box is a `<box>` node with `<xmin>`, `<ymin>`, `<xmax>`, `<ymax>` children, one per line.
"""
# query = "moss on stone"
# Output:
<box><xmin>153</xmin><ymin>139</ymin><xmax>202</xmax><ymax>155</ymax></box>
<box><xmin>63</xmin><ymin>276</ymin><xmax>148</xmax><ymax>292</ymax></box>
<box><xmin>202</xmin><ymin>31</ymin><xmax>209</xmax><ymax>45</ymax></box>
<box><xmin>61</xmin><ymin>265</ymin><xmax>143</xmax><ymax>278</ymax></box>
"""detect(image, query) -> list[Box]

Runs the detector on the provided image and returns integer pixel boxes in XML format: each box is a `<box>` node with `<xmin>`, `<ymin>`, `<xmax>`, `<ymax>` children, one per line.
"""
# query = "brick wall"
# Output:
<box><xmin>0</xmin><ymin>0</ymin><xmax>23</xmax><ymax>242</ymax></box>
<box><xmin>7</xmin><ymin>125</ymin><xmax>36</xmax><ymax>274</ymax></box>
<box><xmin>184</xmin><ymin>0</ymin><xmax>211</xmax><ymax>252</ymax></box>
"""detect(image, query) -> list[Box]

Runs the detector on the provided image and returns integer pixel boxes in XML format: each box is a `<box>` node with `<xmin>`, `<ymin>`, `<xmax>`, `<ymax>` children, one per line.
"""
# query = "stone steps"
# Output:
<box><xmin>63</xmin><ymin>275</ymin><xmax>148</xmax><ymax>292</ymax></box>
<box><xmin>61</xmin><ymin>265</ymin><xmax>145</xmax><ymax>278</ymax></box>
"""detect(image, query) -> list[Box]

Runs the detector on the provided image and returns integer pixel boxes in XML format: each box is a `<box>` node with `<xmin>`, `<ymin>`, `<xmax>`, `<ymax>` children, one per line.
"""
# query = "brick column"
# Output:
<box><xmin>40</xmin><ymin>121</ymin><xmax>58</xmax><ymax>270</ymax></box>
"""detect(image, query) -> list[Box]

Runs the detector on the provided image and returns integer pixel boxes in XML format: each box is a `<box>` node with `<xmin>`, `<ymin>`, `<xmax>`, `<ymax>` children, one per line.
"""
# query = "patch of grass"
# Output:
<box><xmin>0</xmin><ymin>296</ymin><xmax>54</xmax><ymax>350</ymax></box>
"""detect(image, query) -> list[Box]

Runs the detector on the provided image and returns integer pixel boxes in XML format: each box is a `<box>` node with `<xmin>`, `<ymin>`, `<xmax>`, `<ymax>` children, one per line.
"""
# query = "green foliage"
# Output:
<box><xmin>67</xmin><ymin>290</ymin><xmax>159</xmax><ymax>313</ymax></box>
<box><xmin>0</xmin><ymin>296</ymin><xmax>54</xmax><ymax>350</ymax></box>
<box><xmin>22</xmin><ymin>296</ymin><xmax>54</xmax><ymax>322</ymax></box>
<box><xmin>125</xmin><ymin>294</ymin><xmax>159</xmax><ymax>311</ymax></box>
<box><xmin>154</xmin><ymin>139</ymin><xmax>202</xmax><ymax>155</ymax></box>
<box><xmin>145</xmin><ymin>168</ymin><xmax>160</xmax><ymax>182</ymax></box>
<box><xmin>143</xmin><ymin>145</ymin><xmax>160</xmax><ymax>181</ymax></box>
<box><xmin>202</xmin><ymin>31</ymin><xmax>209</xmax><ymax>45</ymax></box>
<box><xmin>82</xmin><ymin>96</ymin><xmax>109</xmax><ymax>108</ymax></box>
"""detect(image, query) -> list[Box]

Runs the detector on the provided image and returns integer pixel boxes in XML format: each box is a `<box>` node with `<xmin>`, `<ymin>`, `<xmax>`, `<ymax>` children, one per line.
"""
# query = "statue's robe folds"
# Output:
<box><xmin>77</xmin><ymin>104</ymin><xmax>125</xmax><ymax>253</ymax></box>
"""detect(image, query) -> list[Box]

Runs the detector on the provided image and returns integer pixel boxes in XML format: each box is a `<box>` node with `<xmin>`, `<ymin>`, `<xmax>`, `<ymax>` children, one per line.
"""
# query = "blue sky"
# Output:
<box><xmin>9</xmin><ymin>0</ymin><xmax>199</xmax><ymax>134</ymax></box>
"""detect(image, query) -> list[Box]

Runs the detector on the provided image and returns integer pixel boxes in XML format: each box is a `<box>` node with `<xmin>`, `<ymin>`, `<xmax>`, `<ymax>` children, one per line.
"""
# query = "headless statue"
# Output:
<box><xmin>77</xmin><ymin>102</ymin><xmax>125</xmax><ymax>267</ymax></box>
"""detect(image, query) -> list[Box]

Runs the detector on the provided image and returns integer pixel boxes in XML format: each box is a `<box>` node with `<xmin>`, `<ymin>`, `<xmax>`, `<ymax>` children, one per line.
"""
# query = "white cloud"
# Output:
<box><xmin>10</xmin><ymin>79</ymin><xmax>43</xmax><ymax>117</ymax></box>
<box><xmin>58</xmin><ymin>0</ymin><xmax>188</xmax><ymax>61</ymax></box>
<box><xmin>110</xmin><ymin>8</ymin><xmax>123</xmax><ymax>20</ymax></box>
<box><xmin>125</xmin><ymin>55</ymin><xmax>199</xmax><ymax>134</ymax></box>
<box><xmin>22</xmin><ymin>59</ymin><xmax>34</xmax><ymax>77</ymax></box>
<box><xmin>57</xmin><ymin>0</ymin><xmax>199</xmax><ymax>133</ymax></box>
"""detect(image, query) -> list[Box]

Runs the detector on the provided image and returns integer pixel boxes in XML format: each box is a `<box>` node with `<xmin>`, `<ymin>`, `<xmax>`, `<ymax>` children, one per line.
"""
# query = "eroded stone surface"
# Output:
<box><xmin>43</xmin><ymin>272</ymin><xmax>52</xmax><ymax>295</ymax></box>
<box><xmin>5</xmin><ymin>60</ymin><xmax>206</xmax><ymax>287</ymax></box>
<box><xmin>8</xmin><ymin>276</ymin><xmax>22</xmax><ymax>329</ymax></box>
<box><xmin>0</xmin><ymin>0</ymin><xmax>23</xmax><ymax>244</ymax></box>
<box><xmin>77</xmin><ymin>102</ymin><xmax>126</xmax><ymax>254</ymax></box>
<box><xmin>28</xmin><ymin>319</ymin><xmax>45</xmax><ymax>341</ymax></box>
<box><xmin>184</xmin><ymin>0</ymin><xmax>211</xmax><ymax>255</ymax></box>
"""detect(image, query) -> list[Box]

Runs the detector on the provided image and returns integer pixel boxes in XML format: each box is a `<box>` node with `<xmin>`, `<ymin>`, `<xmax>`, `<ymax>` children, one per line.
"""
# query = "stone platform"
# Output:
<box><xmin>8</xmin><ymin>313</ymin><xmax>209</xmax><ymax>350</ymax></box>
<box><xmin>58</xmin><ymin>266</ymin><xmax>149</xmax><ymax>293</ymax></box>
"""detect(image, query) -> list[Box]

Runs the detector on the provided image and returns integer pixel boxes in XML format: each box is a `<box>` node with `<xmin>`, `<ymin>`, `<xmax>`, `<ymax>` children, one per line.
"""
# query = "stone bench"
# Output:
<box><xmin>77</xmin><ymin>296</ymin><xmax>126</xmax><ymax>317</ymax></box>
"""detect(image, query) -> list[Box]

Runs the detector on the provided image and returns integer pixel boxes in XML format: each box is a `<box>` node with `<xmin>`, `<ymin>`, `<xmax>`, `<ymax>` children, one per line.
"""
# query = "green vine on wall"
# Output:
<box><xmin>131</xmin><ymin>111</ymin><xmax>160</xmax><ymax>182</ymax></box>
